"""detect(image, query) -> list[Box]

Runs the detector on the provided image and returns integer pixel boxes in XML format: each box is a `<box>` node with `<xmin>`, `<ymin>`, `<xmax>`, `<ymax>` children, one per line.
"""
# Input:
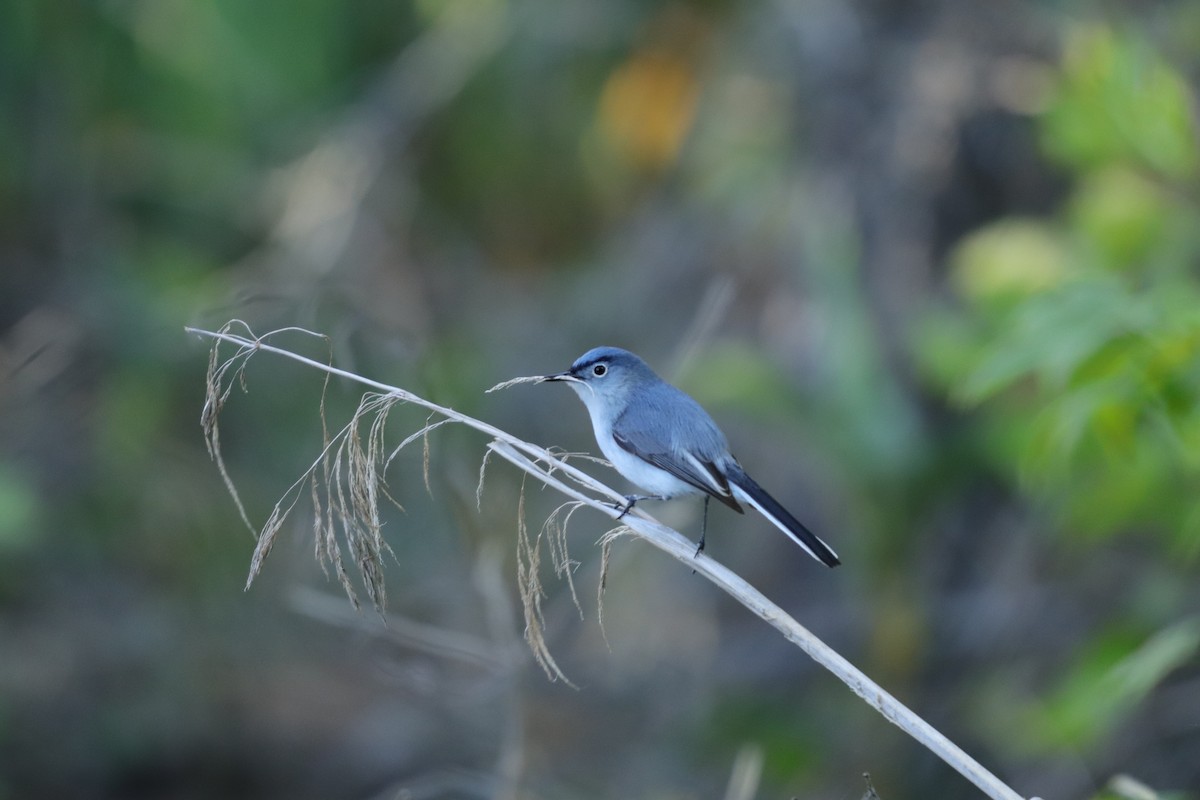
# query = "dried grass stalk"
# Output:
<box><xmin>187</xmin><ymin>322</ymin><xmax>1035</xmax><ymax>800</ymax></box>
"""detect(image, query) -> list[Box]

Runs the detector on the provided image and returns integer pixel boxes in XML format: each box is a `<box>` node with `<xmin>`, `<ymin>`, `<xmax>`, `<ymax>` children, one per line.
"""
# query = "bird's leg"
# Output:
<box><xmin>694</xmin><ymin>495</ymin><xmax>710</xmax><ymax>557</ymax></box>
<box><xmin>616</xmin><ymin>494</ymin><xmax>666</xmax><ymax>519</ymax></box>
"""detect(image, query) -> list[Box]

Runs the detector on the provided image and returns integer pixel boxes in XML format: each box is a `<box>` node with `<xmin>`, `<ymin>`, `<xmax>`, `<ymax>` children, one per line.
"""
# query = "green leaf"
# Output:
<box><xmin>1110</xmin><ymin>618</ymin><xmax>1200</xmax><ymax>698</ymax></box>
<box><xmin>1068</xmin><ymin>167</ymin><xmax>1170</xmax><ymax>270</ymax></box>
<box><xmin>951</xmin><ymin>219</ymin><xmax>1070</xmax><ymax>304</ymax></box>
<box><xmin>1026</xmin><ymin>619</ymin><xmax>1200</xmax><ymax>749</ymax></box>
<box><xmin>1041</xmin><ymin>26</ymin><xmax>1199</xmax><ymax>178</ymax></box>
<box><xmin>955</xmin><ymin>276</ymin><xmax>1141</xmax><ymax>404</ymax></box>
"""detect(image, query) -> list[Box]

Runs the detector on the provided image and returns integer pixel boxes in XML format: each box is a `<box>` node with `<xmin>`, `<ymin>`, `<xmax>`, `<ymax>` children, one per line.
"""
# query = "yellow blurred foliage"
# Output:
<box><xmin>951</xmin><ymin>219</ymin><xmax>1071</xmax><ymax>302</ymax></box>
<box><xmin>1068</xmin><ymin>166</ymin><xmax>1169</xmax><ymax>268</ymax></box>
<box><xmin>597</xmin><ymin>50</ymin><xmax>700</xmax><ymax>171</ymax></box>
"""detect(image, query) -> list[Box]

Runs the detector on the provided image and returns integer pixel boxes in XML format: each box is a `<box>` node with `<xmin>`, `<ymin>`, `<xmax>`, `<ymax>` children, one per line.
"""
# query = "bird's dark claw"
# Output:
<box><xmin>615</xmin><ymin>495</ymin><xmax>637</xmax><ymax>519</ymax></box>
<box><xmin>694</xmin><ymin>495</ymin><xmax>709</xmax><ymax>557</ymax></box>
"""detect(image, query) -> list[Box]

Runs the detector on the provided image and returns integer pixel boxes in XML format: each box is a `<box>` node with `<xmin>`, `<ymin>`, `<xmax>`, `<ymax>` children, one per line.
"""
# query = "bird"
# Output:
<box><xmin>540</xmin><ymin>346</ymin><xmax>839</xmax><ymax>567</ymax></box>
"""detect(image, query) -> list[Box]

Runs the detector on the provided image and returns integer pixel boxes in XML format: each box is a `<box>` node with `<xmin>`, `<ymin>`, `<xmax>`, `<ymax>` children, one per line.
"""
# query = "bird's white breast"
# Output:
<box><xmin>570</xmin><ymin>382</ymin><xmax>696</xmax><ymax>498</ymax></box>
<box><xmin>590</xmin><ymin>410</ymin><xmax>697</xmax><ymax>498</ymax></box>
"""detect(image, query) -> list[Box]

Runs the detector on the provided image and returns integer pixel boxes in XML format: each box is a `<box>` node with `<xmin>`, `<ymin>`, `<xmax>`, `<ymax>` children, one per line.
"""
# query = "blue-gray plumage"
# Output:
<box><xmin>541</xmin><ymin>346</ymin><xmax>840</xmax><ymax>567</ymax></box>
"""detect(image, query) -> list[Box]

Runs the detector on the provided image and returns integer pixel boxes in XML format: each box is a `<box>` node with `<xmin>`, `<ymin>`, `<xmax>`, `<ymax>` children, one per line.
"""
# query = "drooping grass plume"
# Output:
<box><xmin>188</xmin><ymin>321</ymin><xmax>1038</xmax><ymax>800</ymax></box>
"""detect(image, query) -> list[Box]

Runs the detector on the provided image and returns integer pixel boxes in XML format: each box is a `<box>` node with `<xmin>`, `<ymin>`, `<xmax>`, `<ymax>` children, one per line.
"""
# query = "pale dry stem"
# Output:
<box><xmin>514</xmin><ymin>480</ymin><xmax>573</xmax><ymax>684</ymax></box>
<box><xmin>201</xmin><ymin>321</ymin><xmax>262</xmax><ymax>538</ymax></box>
<box><xmin>475</xmin><ymin>446</ymin><xmax>495</xmax><ymax>511</ymax></box>
<box><xmin>199</xmin><ymin>322</ymin><xmax>428</xmax><ymax>613</ymax></box>
<box><xmin>485</xmin><ymin>374</ymin><xmax>547</xmax><ymax>393</ymax></box>
<box><xmin>540</xmin><ymin>501</ymin><xmax>588</xmax><ymax>619</ymax></box>
<box><xmin>594</xmin><ymin>528</ymin><xmax>628</xmax><ymax>650</ymax></box>
<box><xmin>197</xmin><ymin>323</ymin><xmax>618</xmax><ymax>658</ymax></box>
<box><xmin>190</xmin><ymin>324</ymin><xmax>1031</xmax><ymax>800</ymax></box>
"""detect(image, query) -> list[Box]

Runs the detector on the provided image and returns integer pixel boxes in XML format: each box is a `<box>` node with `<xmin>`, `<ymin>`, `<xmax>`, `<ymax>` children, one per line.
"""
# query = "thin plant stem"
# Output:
<box><xmin>187</xmin><ymin>323</ymin><xmax>1037</xmax><ymax>800</ymax></box>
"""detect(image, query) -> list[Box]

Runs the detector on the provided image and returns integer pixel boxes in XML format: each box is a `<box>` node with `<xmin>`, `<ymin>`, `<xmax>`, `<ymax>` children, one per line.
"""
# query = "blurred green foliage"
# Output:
<box><xmin>3</xmin><ymin>0</ymin><xmax>1200</xmax><ymax>797</ymax></box>
<box><xmin>1042</xmin><ymin>27</ymin><xmax>1198</xmax><ymax>179</ymax></box>
<box><xmin>917</xmin><ymin>24</ymin><xmax>1200</xmax><ymax>758</ymax></box>
<box><xmin>0</xmin><ymin>465</ymin><xmax>38</xmax><ymax>550</ymax></box>
<box><xmin>919</xmin><ymin>26</ymin><xmax>1200</xmax><ymax>549</ymax></box>
<box><xmin>1027</xmin><ymin>617</ymin><xmax>1200</xmax><ymax>751</ymax></box>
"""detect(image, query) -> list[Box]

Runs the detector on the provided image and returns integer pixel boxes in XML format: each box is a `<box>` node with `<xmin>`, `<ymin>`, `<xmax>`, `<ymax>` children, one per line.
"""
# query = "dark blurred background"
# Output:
<box><xmin>2</xmin><ymin>1</ymin><xmax>1199</xmax><ymax>798</ymax></box>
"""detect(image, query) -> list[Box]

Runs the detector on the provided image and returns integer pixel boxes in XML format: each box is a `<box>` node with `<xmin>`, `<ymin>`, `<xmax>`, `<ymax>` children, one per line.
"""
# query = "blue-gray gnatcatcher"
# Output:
<box><xmin>541</xmin><ymin>346</ymin><xmax>840</xmax><ymax>567</ymax></box>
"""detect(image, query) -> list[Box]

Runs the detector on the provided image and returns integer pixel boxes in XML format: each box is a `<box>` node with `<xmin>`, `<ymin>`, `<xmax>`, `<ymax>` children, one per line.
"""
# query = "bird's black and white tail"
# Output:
<box><xmin>725</xmin><ymin>465</ymin><xmax>840</xmax><ymax>567</ymax></box>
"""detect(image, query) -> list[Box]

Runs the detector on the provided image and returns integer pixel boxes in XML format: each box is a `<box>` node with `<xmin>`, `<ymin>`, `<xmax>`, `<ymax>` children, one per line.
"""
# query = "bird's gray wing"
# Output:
<box><xmin>611</xmin><ymin>385</ymin><xmax>743</xmax><ymax>512</ymax></box>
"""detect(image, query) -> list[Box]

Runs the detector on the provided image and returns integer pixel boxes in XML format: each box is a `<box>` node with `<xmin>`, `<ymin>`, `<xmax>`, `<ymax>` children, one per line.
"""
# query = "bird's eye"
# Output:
<box><xmin>592</xmin><ymin>364</ymin><xmax>607</xmax><ymax>377</ymax></box>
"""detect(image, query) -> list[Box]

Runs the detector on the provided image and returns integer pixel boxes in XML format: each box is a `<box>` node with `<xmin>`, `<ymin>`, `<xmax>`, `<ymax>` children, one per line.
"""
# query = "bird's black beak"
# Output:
<box><xmin>541</xmin><ymin>370</ymin><xmax>580</xmax><ymax>384</ymax></box>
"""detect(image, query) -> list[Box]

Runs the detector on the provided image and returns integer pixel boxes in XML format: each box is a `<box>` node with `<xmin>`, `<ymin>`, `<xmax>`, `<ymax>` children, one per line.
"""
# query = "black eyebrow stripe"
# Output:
<box><xmin>571</xmin><ymin>355</ymin><xmax>608</xmax><ymax>373</ymax></box>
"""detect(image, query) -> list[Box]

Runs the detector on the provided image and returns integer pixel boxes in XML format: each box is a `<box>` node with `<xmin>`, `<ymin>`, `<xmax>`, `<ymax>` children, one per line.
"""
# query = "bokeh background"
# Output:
<box><xmin>2</xmin><ymin>1</ymin><xmax>1199</xmax><ymax>798</ymax></box>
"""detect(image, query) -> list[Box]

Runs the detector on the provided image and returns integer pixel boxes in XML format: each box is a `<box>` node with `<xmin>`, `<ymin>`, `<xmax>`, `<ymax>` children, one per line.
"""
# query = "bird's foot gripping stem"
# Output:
<box><xmin>614</xmin><ymin>494</ymin><xmax>665</xmax><ymax>519</ymax></box>
<box><xmin>693</xmin><ymin>495</ymin><xmax>711</xmax><ymax>558</ymax></box>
